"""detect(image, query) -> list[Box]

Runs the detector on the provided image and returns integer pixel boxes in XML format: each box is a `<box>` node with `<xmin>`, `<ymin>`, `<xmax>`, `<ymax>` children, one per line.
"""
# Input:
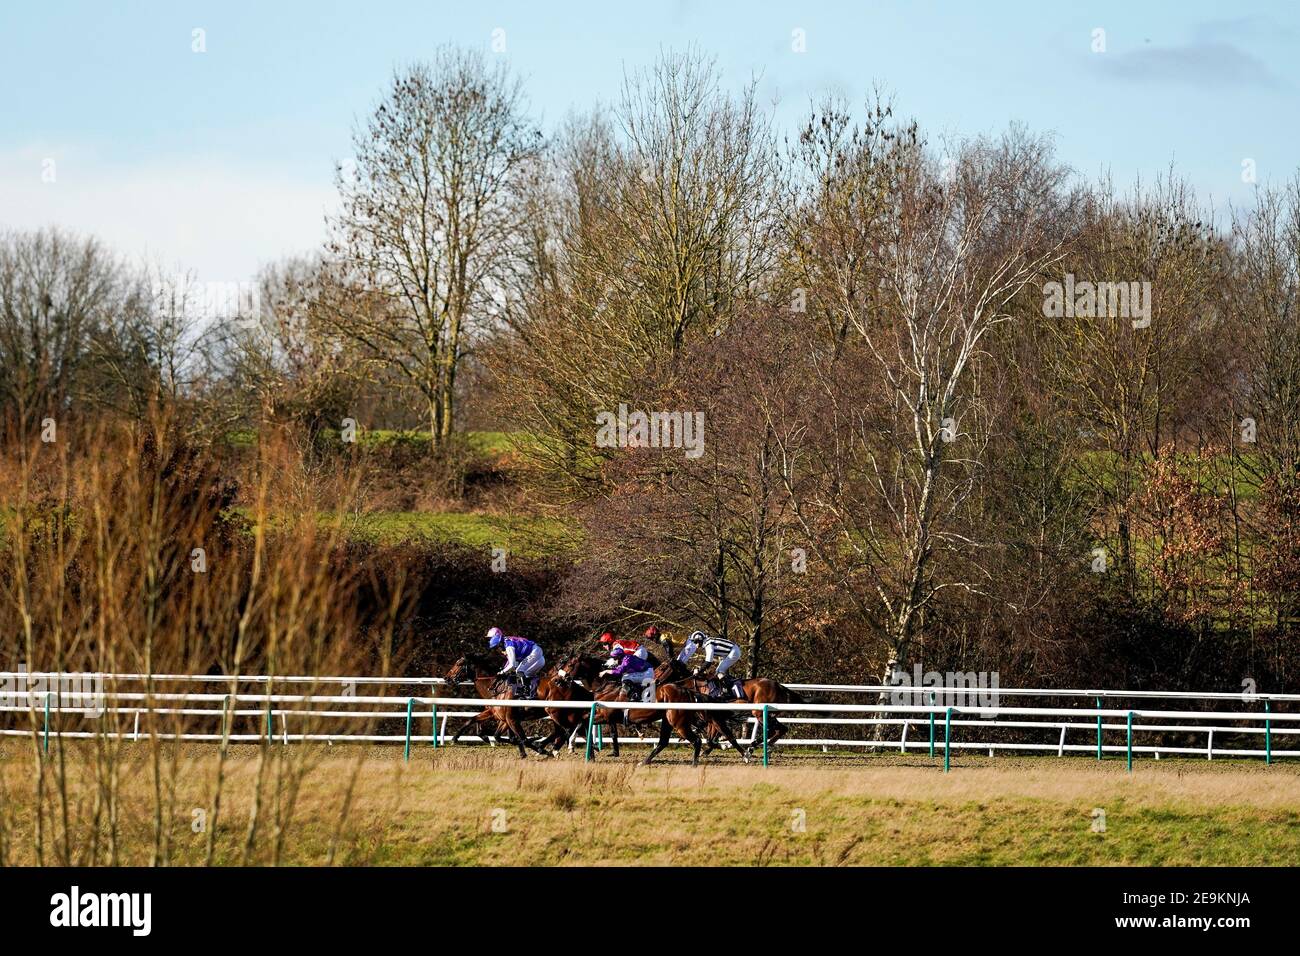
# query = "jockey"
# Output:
<box><xmin>600</xmin><ymin>646</ymin><xmax>656</xmax><ymax>703</ymax></box>
<box><xmin>677</xmin><ymin>629</ymin><xmax>744</xmax><ymax>698</ymax></box>
<box><xmin>598</xmin><ymin>630</ymin><xmax>648</xmax><ymax>660</ymax></box>
<box><xmin>487</xmin><ymin>626</ymin><xmax>545</xmax><ymax>699</ymax></box>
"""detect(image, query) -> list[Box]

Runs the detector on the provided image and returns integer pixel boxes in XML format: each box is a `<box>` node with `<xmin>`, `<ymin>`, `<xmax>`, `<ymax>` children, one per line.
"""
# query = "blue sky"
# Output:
<box><xmin>2</xmin><ymin>1</ymin><xmax>1298</xmax><ymax>282</ymax></box>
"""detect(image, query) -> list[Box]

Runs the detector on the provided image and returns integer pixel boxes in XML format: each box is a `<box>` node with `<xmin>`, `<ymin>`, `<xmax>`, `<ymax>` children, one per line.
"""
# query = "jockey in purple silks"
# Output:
<box><xmin>600</xmin><ymin>645</ymin><xmax>656</xmax><ymax>703</ymax></box>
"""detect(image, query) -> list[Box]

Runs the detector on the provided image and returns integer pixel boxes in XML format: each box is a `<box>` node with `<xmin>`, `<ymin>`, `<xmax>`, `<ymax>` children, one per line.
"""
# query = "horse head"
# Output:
<box><xmin>445</xmin><ymin>656</ymin><xmax>470</xmax><ymax>684</ymax></box>
<box><xmin>447</xmin><ymin>652</ymin><xmax>493</xmax><ymax>685</ymax></box>
<box><xmin>560</xmin><ymin>652</ymin><xmax>603</xmax><ymax>686</ymax></box>
<box><xmin>656</xmin><ymin>654</ymin><xmax>690</xmax><ymax>684</ymax></box>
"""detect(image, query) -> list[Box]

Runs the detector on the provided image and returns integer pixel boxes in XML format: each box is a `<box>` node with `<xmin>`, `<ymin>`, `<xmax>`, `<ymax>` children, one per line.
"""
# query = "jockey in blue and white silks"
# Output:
<box><xmin>487</xmin><ymin>627</ymin><xmax>545</xmax><ymax>698</ymax></box>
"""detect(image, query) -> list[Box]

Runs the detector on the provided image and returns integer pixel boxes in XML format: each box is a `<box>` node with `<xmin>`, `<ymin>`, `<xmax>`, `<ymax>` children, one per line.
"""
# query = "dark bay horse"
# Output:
<box><xmin>559</xmin><ymin>653</ymin><xmax>746</xmax><ymax>764</ymax></box>
<box><xmin>445</xmin><ymin>654</ymin><xmax>553</xmax><ymax>758</ymax></box>
<box><xmin>445</xmin><ymin>653</ymin><xmax>600</xmax><ymax>757</ymax></box>
<box><xmin>659</xmin><ymin>652</ymin><xmax>806</xmax><ymax>756</ymax></box>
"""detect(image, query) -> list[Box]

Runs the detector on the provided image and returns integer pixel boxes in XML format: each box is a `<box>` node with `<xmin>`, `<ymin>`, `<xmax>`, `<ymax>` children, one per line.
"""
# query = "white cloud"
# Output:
<box><xmin>0</xmin><ymin>143</ymin><xmax>336</xmax><ymax>283</ymax></box>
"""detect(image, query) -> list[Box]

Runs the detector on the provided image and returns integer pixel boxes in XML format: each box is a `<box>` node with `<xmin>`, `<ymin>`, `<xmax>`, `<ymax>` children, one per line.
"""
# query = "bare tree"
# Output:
<box><xmin>778</xmin><ymin>125</ymin><xmax>1071</xmax><ymax>683</ymax></box>
<box><xmin>487</xmin><ymin>50</ymin><xmax>777</xmax><ymax>496</ymax></box>
<box><xmin>0</xmin><ymin>228</ymin><xmax>146</xmax><ymax>437</ymax></box>
<box><xmin>328</xmin><ymin>47</ymin><xmax>539</xmax><ymax>448</ymax></box>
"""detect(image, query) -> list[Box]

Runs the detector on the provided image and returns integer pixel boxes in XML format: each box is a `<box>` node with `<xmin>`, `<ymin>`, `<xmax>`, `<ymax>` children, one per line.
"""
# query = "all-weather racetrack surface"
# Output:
<box><xmin>3</xmin><ymin>743</ymin><xmax>1298</xmax><ymax>866</ymax></box>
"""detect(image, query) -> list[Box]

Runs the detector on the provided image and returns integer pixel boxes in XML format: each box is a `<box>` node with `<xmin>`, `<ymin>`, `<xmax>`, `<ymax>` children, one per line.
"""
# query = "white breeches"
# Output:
<box><xmin>713</xmin><ymin>646</ymin><xmax>741</xmax><ymax>678</ymax></box>
<box><xmin>516</xmin><ymin>648</ymin><xmax>546</xmax><ymax>678</ymax></box>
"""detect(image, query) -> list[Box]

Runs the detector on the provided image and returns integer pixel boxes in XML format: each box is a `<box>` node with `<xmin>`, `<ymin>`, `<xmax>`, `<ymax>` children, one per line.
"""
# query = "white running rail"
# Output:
<box><xmin>1</xmin><ymin>672</ymin><xmax>1297</xmax><ymax>762</ymax></box>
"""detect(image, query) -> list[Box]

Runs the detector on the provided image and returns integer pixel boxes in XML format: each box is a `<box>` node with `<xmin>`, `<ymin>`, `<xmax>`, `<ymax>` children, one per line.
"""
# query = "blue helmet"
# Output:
<box><xmin>609</xmin><ymin>645</ymin><xmax>625</xmax><ymax>658</ymax></box>
<box><xmin>487</xmin><ymin>626</ymin><xmax>504</xmax><ymax>648</ymax></box>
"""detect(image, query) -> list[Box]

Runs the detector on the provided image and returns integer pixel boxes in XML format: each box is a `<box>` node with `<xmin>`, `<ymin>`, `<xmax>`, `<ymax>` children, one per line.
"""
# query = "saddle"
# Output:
<box><xmin>708</xmin><ymin>678</ymin><xmax>744</xmax><ymax>701</ymax></box>
<box><xmin>507</xmin><ymin>674</ymin><xmax>536</xmax><ymax>700</ymax></box>
<box><xmin>621</xmin><ymin>680</ymin><xmax>654</xmax><ymax>703</ymax></box>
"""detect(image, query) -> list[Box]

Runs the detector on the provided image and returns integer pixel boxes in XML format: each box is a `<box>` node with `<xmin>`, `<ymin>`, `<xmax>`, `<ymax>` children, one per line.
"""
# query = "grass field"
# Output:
<box><xmin>337</xmin><ymin>510</ymin><xmax>577</xmax><ymax>556</ymax></box>
<box><xmin>3</xmin><ymin>744</ymin><xmax>1298</xmax><ymax>866</ymax></box>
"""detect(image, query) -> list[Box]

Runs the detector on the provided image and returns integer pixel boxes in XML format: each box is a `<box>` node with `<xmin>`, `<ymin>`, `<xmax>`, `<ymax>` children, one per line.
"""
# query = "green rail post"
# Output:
<box><xmin>597</xmin><ymin>721</ymin><xmax>603</xmax><ymax>751</ymax></box>
<box><xmin>221</xmin><ymin>694</ymin><xmax>231</xmax><ymax>743</ymax></box>
<box><xmin>404</xmin><ymin>698</ymin><xmax>414</xmax><ymax>762</ymax></box>
<box><xmin>1096</xmin><ymin>696</ymin><xmax>1102</xmax><ymax>760</ymax></box>
<box><xmin>43</xmin><ymin>691</ymin><xmax>51</xmax><ymax>755</ymax></box>
<box><xmin>265</xmin><ymin>701</ymin><xmax>273</xmax><ymax>742</ymax></box>
<box><xmin>929</xmin><ymin>691</ymin><xmax>936</xmax><ymax>757</ymax></box>
<box><xmin>1126</xmin><ymin>711</ymin><xmax>1134</xmax><ymax>772</ymax></box>
<box><xmin>944</xmin><ymin>708</ymin><xmax>953</xmax><ymax>772</ymax></box>
<box><xmin>584</xmin><ymin>702</ymin><xmax>597</xmax><ymax>762</ymax></box>
<box><xmin>762</xmin><ymin>705</ymin><xmax>771</xmax><ymax>767</ymax></box>
<box><xmin>1265</xmin><ymin>700</ymin><xmax>1272</xmax><ymax>765</ymax></box>
<box><xmin>431</xmin><ymin>702</ymin><xmax>439</xmax><ymax>748</ymax></box>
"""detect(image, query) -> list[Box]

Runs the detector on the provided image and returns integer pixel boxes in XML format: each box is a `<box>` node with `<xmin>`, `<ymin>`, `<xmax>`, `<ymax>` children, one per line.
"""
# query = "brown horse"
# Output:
<box><xmin>445</xmin><ymin>654</ymin><xmax>553</xmax><ymax>758</ymax></box>
<box><xmin>659</xmin><ymin>653</ymin><xmax>805</xmax><ymax>756</ymax></box>
<box><xmin>532</xmin><ymin>665</ymin><xmax>597</xmax><ymax>753</ymax></box>
<box><xmin>559</xmin><ymin>653</ymin><xmax>747</xmax><ymax>764</ymax></box>
<box><xmin>443</xmin><ymin>657</ymin><xmax>513</xmax><ymax>746</ymax></box>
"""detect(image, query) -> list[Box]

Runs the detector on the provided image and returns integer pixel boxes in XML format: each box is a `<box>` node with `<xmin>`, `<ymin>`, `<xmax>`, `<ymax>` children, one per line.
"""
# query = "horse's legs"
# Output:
<box><xmin>451</xmin><ymin>710</ymin><xmax>492</xmax><ymax>745</ymax></box>
<box><xmin>606</xmin><ymin>713</ymin><xmax>621</xmax><ymax>758</ymax></box>
<box><xmin>538</xmin><ymin>718</ymin><xmax>571</xmax><ymax>755</ymax></box>
<box><xmin>678</xmin><ymin>718</ymin><xmax>703</xmax><ymax>765</ymax></box>
<box><xmin>702</xmin><ymin>715</ymin><xmax>734</xmax><ymax>754</ymax></box>
<box><xmin>499</xmin><ymin>712</ymin><xmax>529</xmax><ymax>758</ymax></box>
<box><xmin>766</xmin><ymin>715</ymin><xmax>786</xmax><ymax>748</ymax></box>
<box><xmin>513</xmin><ymin>715</ymin><xmax>556</xmax><ymax>757</ymax></box>
<box><xmin>708</xmin><ymin>715</ymin><xmax>746</xmax><ymax>760</ymax></box>
<box><xmin>643</xmin><ymin>717</ymin><xmax>673</xmax><ymax>765</ymax></box>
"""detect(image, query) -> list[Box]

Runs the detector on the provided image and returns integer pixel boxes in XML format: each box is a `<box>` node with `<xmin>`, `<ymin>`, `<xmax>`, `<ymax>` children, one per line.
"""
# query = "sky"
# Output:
<box><xmin>2</xmin><ymin>1</ymin><xmax>1298</xmax><ymax>285</ymax></box>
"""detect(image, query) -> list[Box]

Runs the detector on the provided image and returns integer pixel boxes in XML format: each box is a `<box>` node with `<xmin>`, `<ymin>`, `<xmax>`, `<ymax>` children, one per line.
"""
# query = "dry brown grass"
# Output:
<box><xmin>3</xmin><ymin>742</ymin><xmax>1299</xmax><ymax>866</ymax></box>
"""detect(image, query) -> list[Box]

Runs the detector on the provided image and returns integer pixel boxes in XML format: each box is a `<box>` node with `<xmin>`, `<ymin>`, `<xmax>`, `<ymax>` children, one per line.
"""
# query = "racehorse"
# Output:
<box><xmin>445</xmin><ymin>654</ymin><xmax>554</xmax><ymax>758</ymax></box>
<box><xmin>659</xmin><ymin>648</ymin><xmax>806</xmax><ymax>756</ymax></box>
<box><xmin>558</xmin><ymin>653</ymin><xmax>747</xmax><ymax>764</ymax></box>
<box><xmin>443</xmin><ymin>656</ymin><xmax>513</xmax><ymax>746</ymax></box>
<box><xmin>531</xmin><ymin>665</ymin><xmax>597</xmax><ymax>753</ymax></box>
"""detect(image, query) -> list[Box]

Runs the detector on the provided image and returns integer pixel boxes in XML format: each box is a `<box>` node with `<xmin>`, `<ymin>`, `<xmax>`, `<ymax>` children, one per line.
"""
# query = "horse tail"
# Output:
<box><xmin>781</xmin><ymin>684</ymin><xmax>806</xmax><ymax>705</ymax></box>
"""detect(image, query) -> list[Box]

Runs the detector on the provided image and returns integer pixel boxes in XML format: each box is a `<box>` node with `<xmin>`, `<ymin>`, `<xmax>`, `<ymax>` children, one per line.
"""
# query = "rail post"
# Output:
<box><xmin>584</xmin><ymin>702</ymin><xmax>597</xmax><ymax>762</ymax></box>
<box><xmin>431</xmin><ymin>702</ymin><xmax>439</xmax><ymax>748</ymax></box>
<box><xmin>929</xmin><ymin>691</ymin><xmax>936</xmax><ymax>757</ymax></box>
<box><xmin>1095</xmin><ymin>696</ymin><xmax>1102</xmax><ymax>760</ymax></box>
<box><xmin>1126</xmin><ymin>711</ymin><xmax>1134</xmax><ymax>772</ymax></box>
<box><xmin>43</xmin><ymin>691</ymin><xmax>51</xmax><ymax>756</ymax></box>
<box><xmin>220</xmin><ymin>694</ymin><xmax>231</xmax><ymax>743</ymax></box>
<box><xmin>762</xmin><ymin>704</ymin><xmax>771</xmax><ymax>767</ymax></box>
<box><xmin>265</xmin><ymin>701</ymin><xmax>273</xmax><ymax>742</ymax></box>
<box><xmin>404</xmin><ymin>698</ymin><xmax>414</xmax><ymax>762</ymax></box>
<box><xmin>944</xmin><ymin>707</ymin><xmax>953</xmax><ymax>772</ymax></box>
<box><xmin>1265</xmin><ymin>700</ymin><xmax>1272</xmax><ymax>765</ymax></box>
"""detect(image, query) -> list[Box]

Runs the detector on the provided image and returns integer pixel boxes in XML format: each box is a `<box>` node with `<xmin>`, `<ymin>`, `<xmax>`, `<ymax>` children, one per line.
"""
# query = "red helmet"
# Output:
<box><xmin>644</xmin><ymin>625</ymin><xmax>660</xmax><ymax>639</ymax></box>
<box><xmin>599</xmin><ymin>631</ymin><xmax>614</xmax><ymax>644</ymax></box>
